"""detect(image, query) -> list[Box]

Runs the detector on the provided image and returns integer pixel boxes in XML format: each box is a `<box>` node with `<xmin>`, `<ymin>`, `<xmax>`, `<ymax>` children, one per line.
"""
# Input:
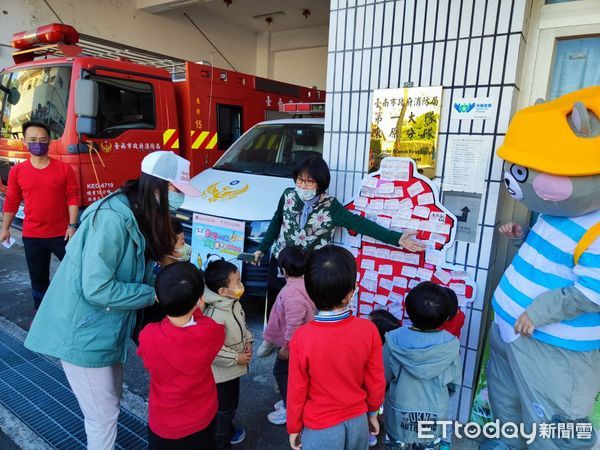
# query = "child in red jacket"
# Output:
<box><xmin>287</xmin><ymin>245</ymin><xmax>385</xmax><ymax>450</ymax></box>
<box><xmin>137</xmin><ymin>262</ymin><xmax>225</xmax><ymax>450</ymax></box>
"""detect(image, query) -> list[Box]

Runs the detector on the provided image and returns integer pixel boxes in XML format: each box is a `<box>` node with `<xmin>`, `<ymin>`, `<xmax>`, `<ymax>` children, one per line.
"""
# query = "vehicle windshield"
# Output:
<box><xmin>214</xmin><ymin>123</ymin><xmax>324</xmax><ymax>177</ymax></box>
<box><xmin>0</xmin><ymin>66</ymin><xmax>72</xmax><ymax>139</ymax></box>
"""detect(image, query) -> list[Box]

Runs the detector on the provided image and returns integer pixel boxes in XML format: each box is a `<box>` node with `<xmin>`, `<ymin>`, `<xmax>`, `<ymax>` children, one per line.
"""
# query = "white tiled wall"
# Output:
<box><xmin>324</xmin><ymin>0</ymin><xmax>528</xmax><ymax>422</ymax></box>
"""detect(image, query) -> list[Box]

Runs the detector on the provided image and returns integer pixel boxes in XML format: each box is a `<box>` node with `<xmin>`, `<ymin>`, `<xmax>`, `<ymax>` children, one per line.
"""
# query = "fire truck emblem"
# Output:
<box><xmin>201</xmin><ymin>182</ymin><xmax>249</xmax><ymax>203</ymax></box>
<box><xmin>99</xmin><ymin>141</ymin><xmax>113</xmax><ymax>153</ymax></box>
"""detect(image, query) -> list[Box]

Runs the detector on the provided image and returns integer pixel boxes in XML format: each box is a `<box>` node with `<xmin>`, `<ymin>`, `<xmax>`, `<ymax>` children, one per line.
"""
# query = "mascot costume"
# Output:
<box><xmin>485</xmin><ymin>86</ymin><xmax>600</xmax><ymax>449</ymax></box>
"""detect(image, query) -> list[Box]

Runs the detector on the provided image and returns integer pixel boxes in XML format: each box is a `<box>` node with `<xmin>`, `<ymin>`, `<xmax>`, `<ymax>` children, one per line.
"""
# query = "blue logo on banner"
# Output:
<box><xmin>453</xmin><ymin>102</ymin><xmax>476</xmax><ymax>113</ymax></box>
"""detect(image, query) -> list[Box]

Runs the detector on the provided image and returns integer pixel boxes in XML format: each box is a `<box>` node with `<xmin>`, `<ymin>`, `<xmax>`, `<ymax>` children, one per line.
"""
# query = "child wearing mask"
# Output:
<box><xmin>203</xmin><ymin>260</ymin><xmax>253</xmax><ymax>449</ymax></box>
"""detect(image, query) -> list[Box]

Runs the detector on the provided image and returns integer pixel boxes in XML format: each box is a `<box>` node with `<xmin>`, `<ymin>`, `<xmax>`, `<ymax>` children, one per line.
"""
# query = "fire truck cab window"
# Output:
<box><xmin>91</xmin><ymin>76</ymin><xmax>155</xmax><ymax>139</ymax></box>
<box><xmin>217</xmin><ymin>104</ymin><xmax>243</xmax><ymax>150</ymax></box>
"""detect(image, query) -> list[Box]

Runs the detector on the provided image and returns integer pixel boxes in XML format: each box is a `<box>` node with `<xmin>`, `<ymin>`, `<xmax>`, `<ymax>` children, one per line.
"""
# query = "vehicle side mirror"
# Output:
<box><xmin>75</xmin><ymin>79</ymin><xmax>98</xmax><ymax>118</ymax></box>
<box><xmin>76</xmin><ymin>117</ymin><xmax>96</xmax><ymax>136</ymax></box>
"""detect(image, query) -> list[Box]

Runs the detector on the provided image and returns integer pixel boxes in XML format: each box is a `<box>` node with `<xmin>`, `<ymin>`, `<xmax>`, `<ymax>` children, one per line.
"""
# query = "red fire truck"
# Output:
<box><xmin>0</xmin><ymin>23</ymin><xmax>324</xmax><ymax>207</ymax></box>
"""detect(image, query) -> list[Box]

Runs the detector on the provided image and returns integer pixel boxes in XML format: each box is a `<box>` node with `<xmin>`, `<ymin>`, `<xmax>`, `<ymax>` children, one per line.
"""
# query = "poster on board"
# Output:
<box><xmin>369</xmin><ymin>86</ymin><xmax>443</xmax><ymax>178</ymax></box>
<box><xmin>191</xmin><ymin>213</ymin><xmax>245</xmax><ymax>272</ymax></box>
<box><xmin>344</xmin><ymin>157</ymin><xmax>476</xmax><ymax>322</ymax></box>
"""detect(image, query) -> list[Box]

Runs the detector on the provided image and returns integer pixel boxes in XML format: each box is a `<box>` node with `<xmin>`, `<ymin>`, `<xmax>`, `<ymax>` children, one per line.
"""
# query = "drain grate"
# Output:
<box><xmin>0</xmin><ymin>328</ymin><xmax>148</xmax><ymax>449</ymax></box>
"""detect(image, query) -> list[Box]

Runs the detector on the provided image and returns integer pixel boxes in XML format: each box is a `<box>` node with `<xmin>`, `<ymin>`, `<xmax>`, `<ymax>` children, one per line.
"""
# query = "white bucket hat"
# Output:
<box><xmin>141</xmin><ymin>151</ymin><xmax>201</xmax><ymax>196</ymax></box>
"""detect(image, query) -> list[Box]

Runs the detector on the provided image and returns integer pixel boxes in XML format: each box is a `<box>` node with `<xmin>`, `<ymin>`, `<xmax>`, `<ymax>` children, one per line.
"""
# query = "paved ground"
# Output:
<box><xmin>0</xmin><ymin>228</ymin><xmax>479</xmax><ymax>449</ymax></box>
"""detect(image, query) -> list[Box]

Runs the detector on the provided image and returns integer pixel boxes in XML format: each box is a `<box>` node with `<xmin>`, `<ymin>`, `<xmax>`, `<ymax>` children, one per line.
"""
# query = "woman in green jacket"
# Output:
<box><xmin>254</xmin><ymin>156</ymin><xmax>423</xmax><ymax>354</ymax></box>
<box><xmin>25</xmin><ymin>151</ymin><xmax>200</xmax><ymax>449</ymax></box>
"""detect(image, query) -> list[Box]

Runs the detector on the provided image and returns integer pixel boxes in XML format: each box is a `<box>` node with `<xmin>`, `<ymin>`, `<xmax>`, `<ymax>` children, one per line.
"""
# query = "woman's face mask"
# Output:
<box><xmin>295</xmin><ymin>187</ymin><xmax>317</xmax><ymax>202</ymax></box>
<box><xmin>168</xmin><ymin>191</ymin><xmax>185</xmax><ymax>211</ymax></box>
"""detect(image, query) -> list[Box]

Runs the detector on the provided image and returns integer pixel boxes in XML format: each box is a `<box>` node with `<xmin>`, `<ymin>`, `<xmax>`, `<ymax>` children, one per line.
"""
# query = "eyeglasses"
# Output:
<box><xmin>296</xmin><ymin>177</ymin><xmax>317</xmax><ymax>188</ymax></box>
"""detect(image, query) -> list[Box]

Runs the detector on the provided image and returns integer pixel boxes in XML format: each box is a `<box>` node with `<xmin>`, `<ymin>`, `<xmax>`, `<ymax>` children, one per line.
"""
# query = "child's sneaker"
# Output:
<box><xmin>230</xmin><ymin>428</ymin><xmax>246</xmax><ymax>445</ymax></box>
<box><xmin>257</xmin><ymin>340</ymin><xmax>274</xmax><ymax>357</ymax></box>
<box><xmin>368</xmin><ymin>433</ymin><xmax>377</xmax><ymax>447</ymax></box>
<box><xmin>267</xmin><ymin>407</ymin><xmax>287</xmax><ymax>425</ymax></box>
<box><xmin>273</xmin><ymin>399</ymin><xmax>285</xmax><ymax>410</ymax></box>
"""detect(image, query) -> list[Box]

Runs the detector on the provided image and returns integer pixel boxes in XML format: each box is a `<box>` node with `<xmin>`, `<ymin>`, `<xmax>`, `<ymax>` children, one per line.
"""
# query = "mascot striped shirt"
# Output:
<box><xmin>492</xmin><ymin>211</ymin><xmax>600</xmax><ymax>352</ymax></box>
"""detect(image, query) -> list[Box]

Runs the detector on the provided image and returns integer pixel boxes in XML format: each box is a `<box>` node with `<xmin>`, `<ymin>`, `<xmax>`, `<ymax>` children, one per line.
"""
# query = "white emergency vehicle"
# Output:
<box><xmin>175</xmin><ymin>103</ymin><xmax>325</xmax><ymax>296</ymax></box>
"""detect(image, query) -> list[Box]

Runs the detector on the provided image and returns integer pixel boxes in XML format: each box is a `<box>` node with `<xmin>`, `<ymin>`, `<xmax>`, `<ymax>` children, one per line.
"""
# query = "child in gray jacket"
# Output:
<box><xmin>383</xmin><ymin>281</ymin><xmax>462</xmax><ymax>449</ymax></box>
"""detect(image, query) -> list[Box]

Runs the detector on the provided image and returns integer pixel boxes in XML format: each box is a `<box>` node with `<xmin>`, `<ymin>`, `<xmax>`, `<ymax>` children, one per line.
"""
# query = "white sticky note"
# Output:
<box><xmin>384</xmin><ymin>199</ymin><xmax>400</xmax><ymax>211</ymax></box>
<box><xmin>391</xmin><ymin>217</ymin><xmax>408</xmax><ymax>229</ymax></box>
<box><xmin>389</xmin><ymin>292</ymin><xmax>404</xmax><ymax>304</ymax></box>
<box><xmin>376</xmin><ymin>248</ymin><xmax>391</xmax><ymax>259</ymax></box>
<box><xmin>412</xmin><ymin>206</ymin><xmax>430</xmax><ymax>219</ymax></box>
<box><xmin>416</xmin><ymin>267</ymin><xmax>433</xmax><ymax>281</ymax></box>
<box><xmin>419</xmin><ymin>221</ymin><xmax>433</xmax><ymax>232</ymax></box>
<box><xmin>408</xmin><ymin>279</ymin><xmax>420</xmax><ymax>289</ymax></box>
<box><xmin>360</xmin><ymin>278</ymin><xmax>378</xmax><ymax>292</ymax></box>
<box><xmin>369</xmin><ymin>199</ymin><xmax>385</xmax><ymax>210</ymax></box>
<box><xmin>1</xmin><ymin>237</ymin><xmax>16</xmax><ymax>249</ymax></box>
<box><xmin>404</xmin><ymin>253</ymin><xmax>421</xmax><ymax>265</ymax></box>
<box><xmin>399</xmin><ymin>198</ymin><xmax>413</xmax><ymax>210</ymax></box>
<box><xmin>361</xmin><ymin>292</ymin><xmax>375</xmax><ymax>304</ymax></box>
<box><xmin>406</xmin><ymin>219</ymin><xmax>422</xmax><ymax>231</ymax></box>
<box><xmin>430</xmin><ymin>233</ymin><xmax>447</xmax><ymax>244</ymax></box>
<box><xmin>389</xmin><ymin>251</ymin><xmax>403</xmax><ymax>262</ymax></box>
<box><xmin>417</xmin><ymin>192</ymin><xmax>435</xmax><ymax>205</ymax></box>
<box><xmin>364</xmin><ymin>270</ymin><xmax>379</xmax><ymax>281</ymax></box>
<box><xmin>434</xmin><ymin>268</ymin><xmax>452</xmax><ymax>285</ymax></box>
<box><xmin>433</xmin><ymin>222</ymin><xmax>452</xmax><ymax>234</ymax></box>
<box><xmin>425</xmin><ymin>248</ymin><xmax>445</xmax><ymax>266</ymax></box>
<box><xmin>361</xmin><ymin>187</ymin><xmax>376</xmax><ymax>198</ymax></box>
<box><xmin>396</xmin><ymin>209</ymin><xmax>413</xmax><ymax>220</ymax></box>
<box><xmin>363</xmin><ymin>177</ymin><xmax>378</xmax><ymax>189</ymax></box>
<box><xmin>430</xmin><ymin>212</ymin><xmax>446</xmax><ymax>223</ymax></box>
<box><xmin>374</xmin><ymin>294</ymin><xmax>388</xmax><ymax>305</ymax></box>
<box><xmin>407</xmin><ymin>181</ymin><xmax>425</xmax><ymax>197</ymax></box>
<box><xmin>359</xmin><ymin>303</ymin><xmax>374</xmax><ymax>315</ymax></box>
<box><xmin>379</xmin><ymin>265</ymin><xmax>393</xmax><ymax>275</ymax></box>
<box><xmin>377</xmin><ymin>182</ymin><xmax>395</xmax><ymax>194</ymax></box>
<box><xmin>363</xmin><ymin>246</ymin><xmax>378</xmax><ymax>257</ymax></box>
<box><xmin>393</xmin><ymin>276</ymin><xmax>409</xmax><ymax>288</ymax></box>
<box><xmin>354</xmin><ymin>197</ymin><xmax>368</xmax><ymax>210</ymax></box>
<box><xmin>361</xmin><ymin>259</ymin><xmax>376</xmax><ymax>270</ymax></box>
<box><xmin>345</xmin><ymin>234</ymin><xmax>362</xmax><ymax>248</ymax></box>
<box><xmin>401</xmin><ymin>265</ymin><xmax>418</xmax><ymax>278</ymax></box>
<box><xmin>449</xmin><ymin>282</ymin><xmax>466</xmax><ymax>296</ymax></box>
<box><xmin>379</xmin><ymin>277</ymin><xmax>394</xmax><ymax>291</ymax></box>
<box><xmin>389</xmin><ymin>304</ymin><xmax>404</xmax><ymax>319</ymax></box>
<box><xmin>376</xmin><ymin>216</ymin><xmax>391</xmax><ymax>229</ymax></box>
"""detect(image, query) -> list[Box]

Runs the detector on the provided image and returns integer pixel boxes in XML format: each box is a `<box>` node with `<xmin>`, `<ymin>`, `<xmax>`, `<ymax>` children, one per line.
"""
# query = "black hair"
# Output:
<box><xmin>369</xmin><ymin>309</ymin><xmax>401</xmax><ymax>344</ymax></box>
<box><xmin>22</xmin><ymin>121</ymin><xmax>50</xmax><ymax>139</ymax></box>
<box><xmin>278</xmin><ymin>245</ymin><xmax>306</xmax><ymax>278</ymax></box>
<box><xmin>94</xmin><ymin>173</ymin><xmax>174</xmax><ymax>261</ymax></box>
<box><xmin>292</xmin><ymin>156</ymin><xmax>330</xmax><ymax>195</ymax></box>
<box><xmin>405</xmin><ymin>281</ymin><xmax>450</xmax><ymax>330</ymax></box>
<box><xmin>443</xmin><ymin>286</ymin><xmax>459</xmax><ymax>320</ymax></box>
<box><xmin>155</xmin><ymin>262</ymin><xmax>204</xmax><ymax>317</ymax></box>
<box><xmin>204</xmin><ymin>260</ymin><xmax>238</xmax><ymax>293</ymax></box>
<box><xmin>171</xmin><ymin>217</ymin><xmax>184</xmax><ymax>235</ymax></box>
<box><xmin>304</xmin><ymin>245</ymin><xmax>356</xmax><ymax>311</ymax></box>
